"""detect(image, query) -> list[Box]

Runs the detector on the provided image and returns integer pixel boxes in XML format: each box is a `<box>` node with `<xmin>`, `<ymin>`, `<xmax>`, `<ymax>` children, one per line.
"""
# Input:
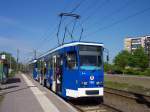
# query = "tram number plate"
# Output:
<box><xmin>89</xmin><ymin>81</ymin><xmax>94</xmax><ymax>84</ymax></box>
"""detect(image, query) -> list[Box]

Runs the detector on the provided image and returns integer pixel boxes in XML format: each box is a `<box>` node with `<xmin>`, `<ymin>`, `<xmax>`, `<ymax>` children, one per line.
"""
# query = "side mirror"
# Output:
<box><xmin>106</xmin><ymin>55</ymin><xmax>109</xmax><ymax>62</ymax></box>
<box><xmin>104</xmin><ymin>48</ymin><xmax>109</xmax><ymax>63</ymax></box>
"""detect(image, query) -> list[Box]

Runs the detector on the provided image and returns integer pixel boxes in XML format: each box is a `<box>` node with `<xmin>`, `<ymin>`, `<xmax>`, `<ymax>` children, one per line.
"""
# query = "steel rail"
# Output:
<box><xmin>69</xmin><ymin>101</ymin><xmax>123</xmax><ymax>112</ymax></box>
<box><xmin>104</xmin><ymin>87</ymin><xmax>150</xmax><ymax>103</ymax></box>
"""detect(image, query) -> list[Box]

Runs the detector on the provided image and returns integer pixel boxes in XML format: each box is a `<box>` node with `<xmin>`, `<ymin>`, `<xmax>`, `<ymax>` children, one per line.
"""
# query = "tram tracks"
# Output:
<box><xmin>68</xmin><ymin>100</ymin><xmax>123</xmax><ymax>112</ymax></box>
<box><xmin>70</xmin><ymin>102</ymin><xmax>123</xmax><ymax>112</ymax></box>
<box><xmin>104</xmin><ymin>87</ymin><xmax>150</xmax><ymax>112</ymax></box>
<box><xmin>69</xmin><ymin>88</ymin><xmax>150</xmax><ymax>112</ymax></box>
<box><xmin>104</xmin><ymin>87</ymin><xmax>150</xmax><ymax>103</ymax></box>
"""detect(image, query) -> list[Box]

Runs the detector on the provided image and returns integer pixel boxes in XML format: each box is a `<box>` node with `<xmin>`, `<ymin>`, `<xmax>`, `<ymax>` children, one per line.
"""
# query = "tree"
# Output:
<box><xmin>104</xmin><ymin>62</ymin><xmax>112</xmax><ymax>72</ymax></box>
<box><xmin>113</xmin><ymin>50</ymin><xmax>131</xmax><ymax>69</ymax></box>
<box><xmin>131</xmin><ymin>47</ymin><xmax>148</xmax><ymax>69</ymax></box>
<box><xmin>0</xmin><ymin>52</ymin><xmax>17</xmax><ymax>70</ymax></box>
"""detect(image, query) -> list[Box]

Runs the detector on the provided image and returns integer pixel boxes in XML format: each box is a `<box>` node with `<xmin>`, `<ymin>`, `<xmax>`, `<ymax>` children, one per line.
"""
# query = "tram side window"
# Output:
<box><xmin>66</xmin><ymin>52</ymin><xmax>77</xmax><ymax>70</ymax></box>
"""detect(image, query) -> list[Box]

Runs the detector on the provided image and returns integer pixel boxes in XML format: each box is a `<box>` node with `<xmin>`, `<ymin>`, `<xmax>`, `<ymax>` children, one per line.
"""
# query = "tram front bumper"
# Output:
<box><xmin>66</xmin><ymin>87</ymin><xmax>103</xmax><ymax>98</ymax></box>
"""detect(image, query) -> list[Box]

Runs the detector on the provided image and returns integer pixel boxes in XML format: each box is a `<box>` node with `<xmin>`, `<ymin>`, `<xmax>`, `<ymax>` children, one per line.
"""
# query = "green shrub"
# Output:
<box><xmin>104</xmin><ymin>63</ymin><xmax>116</xmax><ymax>74</ymax></box>
<box><xmin>104</xmin><ymin>63</ymin><xmax>112</xmax><ymax>72</ymax></box>
<box><xmin>8</xmin><ymin>70</ymin><xmax>16</xmax><ymax>78</ymax></box>
<box><xmin>124</xmin><ymin>68</ymin><xmax>141</xmax><ymax>75</ymax></box>
<box><xmin>140</xmin><ymin>68</ymin><xmax>150</xmax><ymax>76</ymax></box>
<box><xmin>113</xmin><ymin>66</ymin><xmax>123</xmax><ymax>74</ymax></box>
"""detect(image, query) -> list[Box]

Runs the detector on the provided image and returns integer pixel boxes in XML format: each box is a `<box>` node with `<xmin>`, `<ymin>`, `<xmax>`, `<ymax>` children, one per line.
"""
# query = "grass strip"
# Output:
<box><xmin>105</xmin><ymin>81</ymin><xmax>150</xmax><ymax>96</ymax></box>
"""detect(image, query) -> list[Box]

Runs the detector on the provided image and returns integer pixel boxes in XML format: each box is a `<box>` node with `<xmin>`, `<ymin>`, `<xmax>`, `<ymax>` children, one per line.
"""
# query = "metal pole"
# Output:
<box><xmin>34</xmin><ymin>49</ymin><xmax>37</xmax><ymax>59</ymax></box>
<box><xmin>70</xmin><ymin>18</ymin><xmax>77</xmax><ymax>41</ymax></box>
<box><xmin>17</xmin><ymin>49</ymin><xmax>19</xmax><ymax>73</ymax></box>
<box><xmin>9</xmin><ymin>56</ymin><xmax>11</xmax><ymax>73</ymax></box>
<box><xmin>62</xmin><ymin>27</ymin><xmax>67</xmax><ymax>45</ymax></box>
<box><xmin>79</xmin><ymin>28</ymin><xmax>83</xmax><ymax>41</ymax></box>
<box><xmin>56</xmin><ymin>16</ymin><xmax>63</xmax><ymax>45</ymax></box>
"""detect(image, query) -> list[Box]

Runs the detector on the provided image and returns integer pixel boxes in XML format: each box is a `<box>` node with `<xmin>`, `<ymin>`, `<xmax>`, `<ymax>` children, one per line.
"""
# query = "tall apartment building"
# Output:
<box><xmin>124</xmin><ymin>35</ymin><xmax>150</xmax><ymax>53</ymax></box>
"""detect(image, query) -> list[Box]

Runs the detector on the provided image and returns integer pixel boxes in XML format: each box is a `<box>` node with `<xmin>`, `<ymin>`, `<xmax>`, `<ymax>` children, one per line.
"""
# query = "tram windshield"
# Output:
<box><xmin>79</xmin><ymin>45</ymin><xmax>103</xmax><ymax>70</ymax></box>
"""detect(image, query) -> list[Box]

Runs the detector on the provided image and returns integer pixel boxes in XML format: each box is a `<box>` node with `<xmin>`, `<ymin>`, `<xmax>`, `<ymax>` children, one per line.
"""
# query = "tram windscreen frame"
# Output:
<box><xmin>79</xmin><ymin>45</ymin><xmax>103</xmax><ymax>70</ymax></box>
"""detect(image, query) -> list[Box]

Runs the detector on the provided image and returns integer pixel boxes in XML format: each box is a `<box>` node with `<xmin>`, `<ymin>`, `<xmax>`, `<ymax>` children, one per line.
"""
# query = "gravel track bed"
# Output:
<box><xmin>104</xmin><ymin>87</ymin><xmax>150</xmax><ymax>112</ymax></box>
<box><xmin>69</xmin><ymin>99</ymin><xmax>123</xmax><ymax>112</ymax></box>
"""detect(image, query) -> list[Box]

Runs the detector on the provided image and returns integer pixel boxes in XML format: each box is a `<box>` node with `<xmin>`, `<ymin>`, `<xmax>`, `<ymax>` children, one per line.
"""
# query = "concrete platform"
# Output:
<box><xmin>0</xmin><ymin>73</ymin><xmax>78</xmax><ymax>112</ymax></box>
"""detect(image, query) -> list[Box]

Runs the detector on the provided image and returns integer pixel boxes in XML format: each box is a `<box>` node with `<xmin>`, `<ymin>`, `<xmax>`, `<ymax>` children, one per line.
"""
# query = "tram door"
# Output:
<box><xmin>52</xmin><ymin>55</ymin><xmax>63</xmax><ymax>93</ymax></box>
<box><xmin>56</xmin><ymin>55</ymin><xmax>63</xmax><ymax>94</ymax></box>
<box><xmin>52</xmin><ymin>55</ymin><xmax>57</xmax><ymax>92</ymax></box>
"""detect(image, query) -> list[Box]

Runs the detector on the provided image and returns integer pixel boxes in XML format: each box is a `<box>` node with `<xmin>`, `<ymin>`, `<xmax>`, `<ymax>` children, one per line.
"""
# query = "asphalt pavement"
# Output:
<box><xmin>0</xmin><ymin>73</ymin><xmax>78</xmax><ymax>112</ymax></box>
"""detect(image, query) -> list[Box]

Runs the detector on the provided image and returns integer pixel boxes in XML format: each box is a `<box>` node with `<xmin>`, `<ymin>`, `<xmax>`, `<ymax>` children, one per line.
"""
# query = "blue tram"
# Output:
<box><xmin>31</xmin><ymin>41</ymin><xmax>104</xmax><ymax>100</ymax></box>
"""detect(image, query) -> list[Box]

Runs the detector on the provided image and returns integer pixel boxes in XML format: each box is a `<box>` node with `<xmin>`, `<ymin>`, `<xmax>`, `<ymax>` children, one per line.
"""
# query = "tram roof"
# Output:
<box><xmin>38</xmin><ymin>41</ymin><xmax>103</xmax><ymax>60</ymax></box>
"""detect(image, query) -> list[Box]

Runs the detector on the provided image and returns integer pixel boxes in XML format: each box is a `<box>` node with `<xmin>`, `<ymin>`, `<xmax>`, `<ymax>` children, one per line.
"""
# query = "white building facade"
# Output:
<box><xmin>124</xmin><ymin>35</ymin><xmax>150</xmax><ymax>52</ymax></box>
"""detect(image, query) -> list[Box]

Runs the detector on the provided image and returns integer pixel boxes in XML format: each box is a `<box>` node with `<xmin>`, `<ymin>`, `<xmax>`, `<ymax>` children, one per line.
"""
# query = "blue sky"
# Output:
<box><xmin>0</xmin><ymin>0</ymin><xmax>150</xmax><ymax>63</ymax></box>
